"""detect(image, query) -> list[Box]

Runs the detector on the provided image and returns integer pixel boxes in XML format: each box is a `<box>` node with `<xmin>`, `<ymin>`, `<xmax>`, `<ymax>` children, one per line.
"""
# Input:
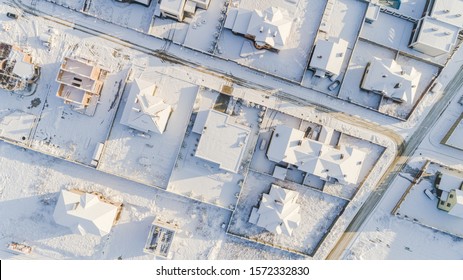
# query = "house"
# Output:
<box><xmin>309</xmin><ymin>38</ymin><xmax>348</xmax><ymax>78</ymax></box>
<box><xmin>55</xmin><ymin>57</ymin><xmax>104</xmax><ymax>108</ymax></box>
<box><xmin>422</xmin><ymin>0</ymin><xmax>463</xmax><ymax>29</ymax></box>
<box><xmin>442</xmin><ymin>112</ymin><xmax>463</xmax><ymax>151</ymax></box>
<box><xmin>0</xmin><ymin>42</ymin><xmax>40</xmax><ymax>91</ymax></box>
<box><xmin>409</xmin><ymin>0</ymin><xmax>463</xmax><ymax>57</ymax></box>
<box><xmin>224</xmin><ymin>7</ymin><xmax>293</xmax><ymax>52</ymax></box>
<box><xmin>120</xmin><ymin>79</ymin><xmax>172</xmax><ymax>134</ymax></box>
<box><xmin>266</xmin><ymin>125</ymin><xmax>366</xmax><ymax>185</ymax></box>
<box><xmin>360</xmin><ymin>57</ymin><xmax>421</xmax><ymax>103</ymax></box>
<box><xmin>144</xmin><ymin>220</ymin><xmax>177</xmax><ymax>258</ymax></box>
<box><xmin>436</xmin><ymin>172</ymin><xmax>463</xmax><ymax>219</ymax></box>
<box><xmin>159</xmin><ymin>0</ymin><xmax>211</xmax><ymax>22</ymax></box>
<box><xmin>193</xmin><ymin>109</ymin><xmax>251</xmax><ymax>173</ymax></box>
<box><xmin>249</xmin><ymin>184</ymin><xmax>301</xmax><ymax>236</ymax></box>
<box><xmin>53</xmin><ymin>190</ymin><xmax>121</xmax><ymax>236</ymax></box>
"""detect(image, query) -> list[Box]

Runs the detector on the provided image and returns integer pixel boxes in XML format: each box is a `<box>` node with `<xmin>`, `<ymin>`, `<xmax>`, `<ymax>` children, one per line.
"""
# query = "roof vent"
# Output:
<box><xmin>444</xmin><ymin>31</ymin><xmax>452</xmax><ymax>35</ymax></box>
<box><xmin>443</xmin><ymin>9</ymin><xmax>450</xmax><ymax>13</ymax></box>
<box><xmin>432</xmin><ymin>27</ymin><xmax>439</xmax><ymax>31</ymax></box>
<box><xmin>259</xmin><ymin>26</ymin><xmax>264</xmax><ymax>33</ymax></box>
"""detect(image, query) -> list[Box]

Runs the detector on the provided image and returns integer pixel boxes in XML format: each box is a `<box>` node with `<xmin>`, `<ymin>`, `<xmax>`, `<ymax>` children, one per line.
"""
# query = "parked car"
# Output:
<box><xmin>6</xmin><ymin>12</ymin><xmax>18</xmax><ymax>19</ymax></box>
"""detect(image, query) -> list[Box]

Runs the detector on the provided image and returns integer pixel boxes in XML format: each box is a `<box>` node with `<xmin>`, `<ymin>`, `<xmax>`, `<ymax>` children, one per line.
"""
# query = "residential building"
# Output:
<box><xmin>224</xmin><ymin>7</ymin><xmax>293</xmax><ymax>52</ymax></box>
<box><xmin>409</xmin><ymin>0</ymin><xmax>463</xmax><ymax>57</ymax></box>
<box><xmin>193</xmin><ymin>109</ymin><xmax>251</xmax><ymax>173</ymax></box>
<box><xmin>436</xmin><ymin>172</ymin><xmax>463</xmax><ymax>219</ymax></box>
<box><xmin>249</xmin><ymin>184</ymin><xmax>301</xmax><ymax>236</ymax></box>
<box><xmin>53</xmin><ymin>190</ymin><xmax>122</xmax><ymax>236</ymax></box>
<box><xmin>309</xmin><ymin>38</ymin><xmax>348</xmax><ymax>78</ymax></box>
<box><xmin>120</xmin><ymin>79</ymin><xmax>172</xmax><ymax>134</ymax></box>
<box><xmin>266</xmin><ymin>125</ymin><xmax>366</xmax><ymax>185</ymax></box>
<box><xmin>159</xmin><ymin>0</ymin><xmax>211</xmax><ymax>22</ymax></box>
<box><xmin>0</xmin><ymin>43</ymin><xmax>40</xmax><ymax>91</ymax></box>
<box><xmin>55</xmin><ymin>57</ymin><xmax>104</xmax><ymax>108</ymax></box>
<box><xmin>360</xmin><ymin>57</ymin><xmax>422</xmax><ymax>103</ymax></box>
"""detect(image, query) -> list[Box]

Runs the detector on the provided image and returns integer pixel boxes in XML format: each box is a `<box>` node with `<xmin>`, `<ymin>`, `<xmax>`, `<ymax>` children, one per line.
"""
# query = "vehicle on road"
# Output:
<box><xmin>6</xmin><ymin>12</ymin><xmax>18</xmax><ymax>19</ymax></box>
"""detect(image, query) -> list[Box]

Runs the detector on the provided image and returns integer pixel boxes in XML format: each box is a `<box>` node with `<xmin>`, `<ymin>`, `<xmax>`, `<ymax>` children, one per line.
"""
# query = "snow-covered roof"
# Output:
<box><xmin>120</xmin><ymin>79</ymin><xmax>172</xmax><ymax>134</ymax></box>
<box><xmin>309</xmin><ymin>39</ymin><xmax>348</xmax><ymax>77</ymax></box>
<box><xmin>410</xmin><ymin>17</ymin><xmax>460</xmax><ymax>56</ymax></box>
<box><xmin>439</xmin><ymin>172</ymin><xmax>463</xmax><ymax>192</ymax></box>
<box><xmin>449</xmin><ymin>190</ymin><xmax>463</xmax><ymax>218</ymax></box>
<box><xmin>53</xmin><ymin>190</ymin><xmax>118</xmax><ymax>236</ymax></box>
<box><xmin>247</xmin><ymin>7</ymin><xmax>293</xmax><ymax>50</ymax></box>
<box><xmin>361</xmin><ymin>58</ymin><xmax>421</xmax><ymax>104</ymax></box>
<box><xmin>428</xmin><ymin>0</ymin><xmax>463</xmax><ymax>28</ymax></box>
<box><xmin>267</xmin><ymin>125</ymin><xmax>366</xmax><ymax>185</ymax></box>
<box><xmin>12</xmin><ymin>60</ymin><xmax>35</xmax><ymax>80</ymax></box>
<box><xmin>272</xmin><ymin>165</ymin><xmax>287</xmax><ymax>180</ymax></box>
<box><xmin>225</xmin><ymin>7</ymin><xmax>293</xmax><ymax>51</ymax></box>
<box><xmin>251</xmin><ymin>184</ymin><xmax>301</xmax><ymax>236</ymax></box>
<box><xmin>443</xmin><ymin>113</ymin><xmax>463</xmax><ymax>151</ymax></box>
<box><xmin>160</xmin><ymin>0</ymin><xmax>186</xmax><ymax>16</ymax></box>
<box><xmin>194</xmin><ymin>110</ymin><xmax>251</xmax><ymax>173</ymax></box>
<box><xmin>224</xmin><ymin>8</ymin><xmax>253</xmax><ymax>35</ymax></box>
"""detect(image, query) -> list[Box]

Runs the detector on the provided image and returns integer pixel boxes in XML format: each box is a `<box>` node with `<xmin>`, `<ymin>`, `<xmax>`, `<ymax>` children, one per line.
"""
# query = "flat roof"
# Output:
<box><xmin>414</xmin><ymin>17</ymin><xmax>459</xmax><ymax>53</ymax></box>
<box><xmin>429</xmin><ymin>0</ymin><xmax>463</xmax><ymax>28</ymax></box>
<box><xmin>195</xmin><ymin>110</ymin><xmax>251</xmax><ymax>173</ymax></box>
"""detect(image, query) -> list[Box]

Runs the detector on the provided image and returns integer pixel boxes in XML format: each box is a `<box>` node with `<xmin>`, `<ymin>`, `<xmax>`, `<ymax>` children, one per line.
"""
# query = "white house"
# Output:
<box><xmin>447</xmin><ymin>189</ymin><xmax>463</xmax><ymax>219</ymax></box>
<box><xmin>309</xmin><ymin>38</ymin><xmax>348</xmax><ymax>78</ymax></box>
<box><xmin>53</xmin><ymin>190</ymin><xmax>119</xmax><ymax>236</ymax></box>
<box><xmin>159</xmin><ymin>0</ymin><xmax>211</xmax><ymax>22</ymax></box>
<box><xmin>120</xmin><ymin>79</ymin><xmax>172</xmax><ymax>134</ymax></box>
<box><xmin>249</xmin><ymin>184</ymin><xmax>301</xmax><ymax>236</ymax></box>
<box><xmin>224</xmin><ymin>7</ymin><xmax>293</xmax><ymax>51</ymax></box>
<box><xmin>194</xmin><ymin>110</ymin><xmax>251</xmax><ymax>173</ymax></box>
<box><xmin>267</xmin><ymin>125</ymin><xmax>366</xmax><ymax>185</ymax></box>
<box><xmin>409</xmin><ymin>0</ymin><xmax>463</xmax><ymax>57</ymax></box>
<box><xmin>360</xmin><ymin>57</ymin><xmax>421</xmax><ymax>104</ymax></box>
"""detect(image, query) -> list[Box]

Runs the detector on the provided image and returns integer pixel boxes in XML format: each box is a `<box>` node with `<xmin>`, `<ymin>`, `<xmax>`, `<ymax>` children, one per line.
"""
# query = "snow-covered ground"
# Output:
<box><xmin>394</xmin><ymin>162</ymin><xmax>463</xmax><ymax>238</ymax></box>
<box><xmin>98</xmin><ymin>69</ymin><xmax>199</xmax><ymax>188</ymax></box>
<box><xmin>228</xmin><ymin>170</ymin><xmax>349</xmax><ymax>256</ymax></box>
<box><xmin>217</xmin><ymin>0</ymin><xmax>325</xmax><ymax>82</ymax></box>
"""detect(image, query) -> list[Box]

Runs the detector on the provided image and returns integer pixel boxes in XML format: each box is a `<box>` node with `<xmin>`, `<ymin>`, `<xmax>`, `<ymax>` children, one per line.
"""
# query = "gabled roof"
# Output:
<box><xmin>267</xmin><ymin>125</ymin><xmax>366</xmax><ymax>185</ymax></box>
<box><xmin>53</xmin><ymin>190</ymin><xmax>118</xmax><ymax>236</ymax></box>
<box><xmin>309</xmin><ymin>39</ymin><xmax>348</xmax><ymax>77</ymax></box>
<box><xmin>246</xmin><ymin>7</ymin><xmax>293</xmax><ymax>50</ymax></box>
<box><xmin>253</xmin><ymin>184</ymin><xmax>301</xmax><ymax>236</ymax></box>
<box><xmin>120</xmin><ymin>79</ymin><xmax>172</xmax><ymax>134</ymax></box>
<box><xmin>449</xmin><ymin>189</ymin><xmax>463</xmax><ymax>218</ymax></box>
<box><xmin>361</xmin><ymin>58</ymin><xmax>421</xmax><ymax>103</ymax></box>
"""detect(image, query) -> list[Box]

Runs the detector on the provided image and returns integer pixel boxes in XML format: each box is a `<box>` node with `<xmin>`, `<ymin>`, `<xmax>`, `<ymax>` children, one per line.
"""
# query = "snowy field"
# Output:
<box><xmin>98</xmin><ymin>70</ymin><xmax>199</xmax><ymax>189</ymax></box>
<box><xmin>217</xmin><ymin>0</ymin><xmax>325</xmax><ymax>82</ymax></box>
<box><xmin>338</xmin><ymin>39</ymin><xmax>439</xmax><ymax>119</ymax></box>
<box><xmin>228</xmin><ymin>170</ymin><xmax>348</xmax><ymax>256</ymax></box>
<box><xmin>395</xmin><ymin>162</ymin><xmax>463</xmax><ymax>238</ymax></box>
<box><xmin>345</xmin><ymin>157</ymin><xmax>463</xmax><ymax>260</ymax></box>
<box><xmin>0</xmin><ymin>142</ymin><xmax>235</xmax><ymax>260</ymax></box>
